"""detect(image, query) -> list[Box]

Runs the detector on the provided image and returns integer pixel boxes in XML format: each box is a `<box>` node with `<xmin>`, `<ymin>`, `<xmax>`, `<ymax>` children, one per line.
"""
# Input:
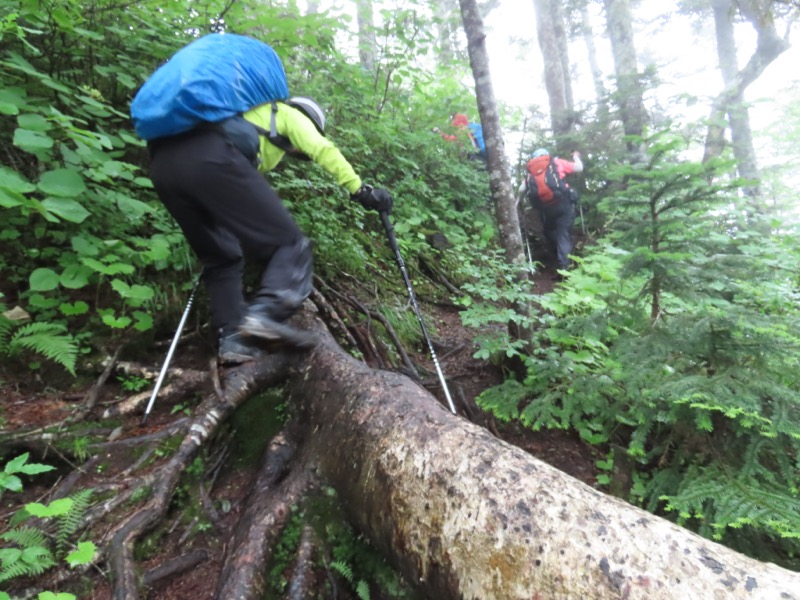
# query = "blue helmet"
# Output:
<box><xmin>532</xmin><ymin>148</ymin><xmax>549</xmax><ymax>158</ymax></box>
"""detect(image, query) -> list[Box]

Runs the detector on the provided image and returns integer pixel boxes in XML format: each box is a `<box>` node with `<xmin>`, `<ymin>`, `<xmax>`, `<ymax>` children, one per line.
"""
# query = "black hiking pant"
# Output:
<box><xmin>538</xmin><ymin>199</ymin><xmax>575</xmax><ymax>270</ymax></box>
<box><xmin>149</xmin><ymin>128</ymin><xmax>312</xmax><ymax>338</ymax></box>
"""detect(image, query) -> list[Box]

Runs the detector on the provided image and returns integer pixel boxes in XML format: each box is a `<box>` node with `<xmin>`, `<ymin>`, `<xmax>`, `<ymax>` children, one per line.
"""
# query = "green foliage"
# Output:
<box><xmin>0</xmin><ymin>526</ymin><xmax>55</xmax><ymax>583</ymax></box>
<box><xmin>0</xmin><ymin>453</ymin><xmax>55</xmax><ymax>499</ymax></box>
<box><xmin>476</xmin><ymin>131</ymin><xmax>800</xmax><ymax>565</ymax></box>
<box><xmin>0</xmin><ymin>456</ymin><xmax>95</xmax><ymax>591</ymax></box>
<box><xmin>330</xmin><ymin>559</ymin><xmax>371</xmax><ymax>600</ymax></box>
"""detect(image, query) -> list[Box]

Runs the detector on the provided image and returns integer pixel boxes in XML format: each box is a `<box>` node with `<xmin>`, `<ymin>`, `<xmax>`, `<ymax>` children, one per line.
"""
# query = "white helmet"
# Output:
<box><xmin>287</xmin><ymin>96</ymin><xmax>326</xmax><ymax>135</ymax></box>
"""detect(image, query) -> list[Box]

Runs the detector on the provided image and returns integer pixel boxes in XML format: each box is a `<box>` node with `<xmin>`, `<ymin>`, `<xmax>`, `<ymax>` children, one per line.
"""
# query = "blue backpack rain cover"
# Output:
<box><xmin>130</xmin><ymin>33</ymin><xmax>289</xmax><ymax>140</ymax></box>
<box><xmin>468</xmin><ymin>123</ymin><xmax>486</xmax><ymax>154</ymax></box>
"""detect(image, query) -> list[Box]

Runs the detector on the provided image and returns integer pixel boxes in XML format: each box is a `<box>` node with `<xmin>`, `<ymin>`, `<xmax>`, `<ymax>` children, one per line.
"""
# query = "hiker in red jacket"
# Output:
<box><xmin>518</xmin><ymin>148</ymin><xmax>583</xmax><ymax>274</ymax></box>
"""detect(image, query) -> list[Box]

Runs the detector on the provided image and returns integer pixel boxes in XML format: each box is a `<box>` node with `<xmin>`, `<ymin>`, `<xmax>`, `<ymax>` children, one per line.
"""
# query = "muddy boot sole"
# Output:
<box><xmin>239</xmin><ymin>315</ymin><xmax>318</xmax><ymax>349</ymax></box>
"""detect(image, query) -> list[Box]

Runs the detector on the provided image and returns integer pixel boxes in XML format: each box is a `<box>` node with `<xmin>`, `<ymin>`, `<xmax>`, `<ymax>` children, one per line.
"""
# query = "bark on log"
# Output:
<box><xmin>289</xmin><ymin>316</ymin><xmax>800</xmax><ymax>599</ymax></box>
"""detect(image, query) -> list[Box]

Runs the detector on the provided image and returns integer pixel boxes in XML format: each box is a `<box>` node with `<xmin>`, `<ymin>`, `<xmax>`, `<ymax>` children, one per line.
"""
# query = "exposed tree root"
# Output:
<box><xmin>105</xmin><ymin>355</ymin><xmax>293</xmax><ymax>600</ymax></box>
<box><xmin>285</xmin><ymin>524</ymin><xmax>319</xmax><ymax>600</ymax></box>
<box><xmin>215</xmin><ymin>430</ymin><xmax>318</xmax><ymax>599</ymax></box>
<box><xmin>142</xmin><ymin>548</ymin><xmax>209</xmax><ymax>587</ymax></box>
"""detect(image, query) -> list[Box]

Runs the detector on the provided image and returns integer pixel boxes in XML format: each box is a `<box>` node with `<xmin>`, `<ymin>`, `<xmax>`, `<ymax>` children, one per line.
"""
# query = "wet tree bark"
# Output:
<box><xmin>603</xmin><ymin>0</ymin><xmax>647</xmax><ymax>160</ymax></box>
<box><xmin>711</xmin><ymin>0</ymin><xmax>760</xmax><ymax>199</ymax></box>
<box><xmin>532</xmin><ymin>0</ymin><xmax>575</xmax><ymax>137</ymax></box>
<box><xmin>355</xmin><ymin>0</ymin><xmax>376</xmax><ymax>72</ymax></box>
<box><xmin>286</xmin><ymin>316</ymin><xmax>800</xmax><ymax>600</ymax></box>
<box><xmin>458</xmin><ymin>0</ymin><xmax>525</xmax><ymax>271</ymax></box>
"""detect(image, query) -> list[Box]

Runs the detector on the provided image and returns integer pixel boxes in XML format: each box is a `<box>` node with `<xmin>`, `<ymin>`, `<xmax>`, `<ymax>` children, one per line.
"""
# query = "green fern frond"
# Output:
<box><xmin>0</xmin><ymin>527</ymin><xmax>56</xmax><ymax>583</ymax></box>
<box><xmin>9</xmin><ymin>322</ymin><xmax>78</xmax><ymax>375</ymax></box>
<box><xmin>0</xmin><ymin>305</ymin><xmax>13</xmax><ymax>353</ymax></box>
<box><xmin>0</xmin><ymin>549</ymin><xmax>55</xmax><ymax>583</ymax></box>
<box><xmin>666</xmin><ymin>465</ymin><xmax>800</xmax><ymax>540</ymax></box>
<box><xmin>56</xmin><ymin>488</ymin><xmax>94</xmax><ymax>556</ymax></box>
<box><xmin>329</xmin><ymin>560</ymin><xmax>353</xmax><ymax>582</ymax></box>
<box><xmin>356</xmin><ymin>579</ymin><xmax>371</xmax><ymax>600</ymax></box>
<box><xmin>1</xmin><ymin>526</ymin><xmax>48</xmax><ymax>549</ymax></box>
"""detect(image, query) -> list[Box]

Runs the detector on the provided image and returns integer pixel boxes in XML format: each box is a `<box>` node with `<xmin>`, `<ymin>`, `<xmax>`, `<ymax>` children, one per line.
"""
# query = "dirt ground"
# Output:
<box><xmin>0</xmin><ymin>250</ymin><xmax>598</xmax><ymax>599</ymax></box>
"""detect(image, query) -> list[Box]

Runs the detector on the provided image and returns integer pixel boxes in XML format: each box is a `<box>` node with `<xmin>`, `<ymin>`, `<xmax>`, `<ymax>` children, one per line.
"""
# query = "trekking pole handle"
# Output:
<box><xmin>379</xmin><ymin>211</ymin><xmax>401</xmax><ymax>264</ymax></box>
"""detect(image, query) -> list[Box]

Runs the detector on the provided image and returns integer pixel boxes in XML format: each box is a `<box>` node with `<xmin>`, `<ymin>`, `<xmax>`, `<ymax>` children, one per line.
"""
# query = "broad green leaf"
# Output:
<box><xmin>60</xmin><ymin>301</ymin><xmax>89</xmax><ymax>316</ymax></box>
<box><xmin>38</xmin><ymin>169</ymin><xmax>87</xmax><ymax>197</ymax></box>
<box><xmin>39</xmin><ymin>592</ymin><xmax>77</xmax><ymax>600</ymax></box>
<box><xmin>17</xmin><ymin>113</ymin><xmax>51</xmax><ymax>132</ymax></box>
<box><xmin>71</xmin><ymin>235</ymin><xmax>100</xmax><ymax>256</ymax></box>
<box><xmin>66</xmin><ymin>541</ymin><xmax>96</xmax><ymax>567</ymax></box>
<box><xmin>101</xmin><ymin>313</ymin><xmax>132</xmax><ymax>329</ymax></box>
<box><xmin>41</xmin><ymin>197</ymin><xmax>90</xmax><ymax>223</ymax></box>
<box><xmin>0</xmin><ymin>188</ymin><xmax>26</xmax><ymax>208</ymax></box>
<box><xmin>111</xmin><ymin>280</ymin><xmax>154</xmax><ymax>304</ymax></box>
<box><xmin>29</xmin><ymin>268</ymin><xmax>60</xmax><ymax>291</ymax></box>
<box><xmin>133</xmin><ymin>310</ymin><xmax>154</xmax><ymax>332</ymax></box>
<box><xmin>25</xmin><ymin>497</ymin><xmax>73</xmax><ymax>518</ymax></box>
<box><xmin>0</xmin><ymin>166</ymin><xmax>36</xmax><ymax>193</ymax></box>
<box><xmin>0</xmin><ymin>88</ymin><xmax>26</xmax><ymax>115</ymax></box>
<box><xmin>128</xmin><ymin>284</ymin><xmax>154</xmax><ymax>303</ymax></box>
<box><xmin>0</xmin><ymin>547</ymin><xmax>23</xmax><ymax>564</ymax></box>
<box><xmin>60</xmin><ymin>264</ymin><xmax>93</xmax><ymax>289</ymax></box>
<box><xmin>21</xmin><ymin>545</ymin><xmax>52</xmax><ymax>562</ymax></box>
<box><xmin>0</xmin><ymin>473</ymin><xmax>23</xmax><ymax>492</ymax></box>
<box><xmin>117</xmin><ymin>195</ymin><xmax>153</xmax><ymax>219</ymax></box>
<box><xmin>81</xmin><ymin>257</ymin><xmax>135</xmax><ymax>275</ymax></box>
<box><xmin>14</xmin><ymin>128</ymin><xmax>53</xmax><ymax>152</ymax></box>
<box><xmin>39</xmin><ymin>593</ymin><xmax>77</xmax><ymax>600</ymax></box>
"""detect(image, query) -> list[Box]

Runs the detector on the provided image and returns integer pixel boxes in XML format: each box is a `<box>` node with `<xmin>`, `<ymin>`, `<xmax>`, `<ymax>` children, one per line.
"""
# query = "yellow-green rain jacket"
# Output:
<box><xmin>244</xmin><ymin>102</ymin><xmax>362</xmax><ymax>195</ymax></box>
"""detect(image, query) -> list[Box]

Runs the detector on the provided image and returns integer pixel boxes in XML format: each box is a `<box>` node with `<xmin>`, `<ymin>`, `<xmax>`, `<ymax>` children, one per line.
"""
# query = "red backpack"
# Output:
<box><xmin>526</xmin><ymin>155</ymin><xmax>568</xmax><ymax>204</ymax></box>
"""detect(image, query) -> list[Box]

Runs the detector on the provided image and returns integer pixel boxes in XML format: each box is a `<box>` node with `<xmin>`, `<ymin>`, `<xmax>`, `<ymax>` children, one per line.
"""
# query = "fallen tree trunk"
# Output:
<box><xmin>289</xmin><ymin>316</ymin><xmax>800</xmax><ymax>599</ymax></box>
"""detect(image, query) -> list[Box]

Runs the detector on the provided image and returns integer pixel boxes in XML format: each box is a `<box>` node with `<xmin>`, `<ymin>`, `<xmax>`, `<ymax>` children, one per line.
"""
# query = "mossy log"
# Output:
<box><xmin>288</xmin><ymin>314</ymin><xmax>800</xmax><ymax>600</ymax></box>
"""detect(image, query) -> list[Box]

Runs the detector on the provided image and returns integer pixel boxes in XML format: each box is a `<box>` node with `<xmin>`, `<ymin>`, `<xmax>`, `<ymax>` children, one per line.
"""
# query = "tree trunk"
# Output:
<box><xmin>291</xmin><ymin>316</ymin><xmax>800</xmax><ymax>599</ymax></box>
<box><xmin>458</xmin><ymin>0</ymin><xmax>526</xmax><ymax>274</ymax></box>
<box><xmin>704</xmin><ymin>0</ymin><xmax>788</xmax><ymax>213</ymax></box>
<box><xmin>356</xmin><ymin>0</ymin><xmax>377</xmax><ymax>72</ymax></box>
<box><xmin>711</xmin><ymin>0</ymin><xmax>760</xmax><ymax>198</ymax></box>
<box><xmin>580</xmin><ymin>5</ymin><xmax>609</xmax><ymax>118</ymax></box>
<box><xmin>603</xmin><ymin>0</ymin><xmax>646</xmax><ymax>160</ymax></box>
<box><xmin>434</xmin><ymin>0</ymin><xmax>461</xmax><ymax>66</ymax></box>
<box><xmin>532</xmin><ymin>0</ymin><xmax>574</xmax><ymax>137</ymax></box>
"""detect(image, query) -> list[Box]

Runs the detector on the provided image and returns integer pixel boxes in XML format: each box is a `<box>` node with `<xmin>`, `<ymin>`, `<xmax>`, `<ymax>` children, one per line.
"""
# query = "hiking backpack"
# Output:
<box><xmin>525</xmin><ymin>155</ymin><xmax>569</xmax><ymax>205</ymax></box>
<box><xmin>131</xmin><ymin>33</ymin><xmax>289</xmax><ymax>141</ymax></box>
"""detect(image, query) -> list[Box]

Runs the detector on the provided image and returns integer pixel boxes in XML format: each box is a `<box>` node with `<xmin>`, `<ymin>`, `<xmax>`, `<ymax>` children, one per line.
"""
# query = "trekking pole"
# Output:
<box><xmin>516</xmin><ymin>195</ymin><xmax>535</xmax><ymax>275</ymax></box>
<box><xmin>379</xmin><ymin>211</ymin><xmax>457</xmax><ymax>415</ymax></box>
<box><xmin>141</xmin><ymin>271</ymin><xmax>203</xmax><ymax>425</ymax></box>
<box><xmin>578</xmin><ymin>201</ymin><xmax>587</xmax><ymax>236</ymax></box>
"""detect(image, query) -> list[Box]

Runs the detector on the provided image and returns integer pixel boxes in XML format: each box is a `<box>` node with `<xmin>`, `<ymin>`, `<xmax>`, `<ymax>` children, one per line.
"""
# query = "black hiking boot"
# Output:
<box><xmin>239</xmin><ymin>306</ymin><xmax>317</xmax><ymax>349</ymax></box>
<box><xmin>219</xmin><ymin>333</ymin><xmax>264</xmax><ymax>365</ymax></box>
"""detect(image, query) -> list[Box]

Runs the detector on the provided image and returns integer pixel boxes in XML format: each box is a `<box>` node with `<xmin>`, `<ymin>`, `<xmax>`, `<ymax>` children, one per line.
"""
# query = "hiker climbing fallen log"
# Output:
<box><xmin>281</xmin><ymin>313</ymin><xmax>800</xmax><ymax>600</ymax></box>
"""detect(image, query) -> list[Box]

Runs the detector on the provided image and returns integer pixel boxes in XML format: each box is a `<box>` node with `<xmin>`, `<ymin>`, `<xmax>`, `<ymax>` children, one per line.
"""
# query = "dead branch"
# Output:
<box><xmin>310</xmin><ymin>280</ymin><xmax>360</xmax><ymax>350</ymax></box>
<box><xmin>101</xmin><ymin>368</ymin><xmax>206</xmax><ymax>419</ymax></box>
<box><xmin>75</xmin><ymin>345</ymin><xmax>124</xmax><ymax>420</ymax></box>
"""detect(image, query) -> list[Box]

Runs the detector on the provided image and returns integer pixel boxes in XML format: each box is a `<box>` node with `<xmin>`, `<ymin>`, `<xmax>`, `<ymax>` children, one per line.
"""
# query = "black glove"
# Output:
<box><xmin>352</xmin><ymin>184</ymin><xmax>393</xmax><ymax>214</ymax></box>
